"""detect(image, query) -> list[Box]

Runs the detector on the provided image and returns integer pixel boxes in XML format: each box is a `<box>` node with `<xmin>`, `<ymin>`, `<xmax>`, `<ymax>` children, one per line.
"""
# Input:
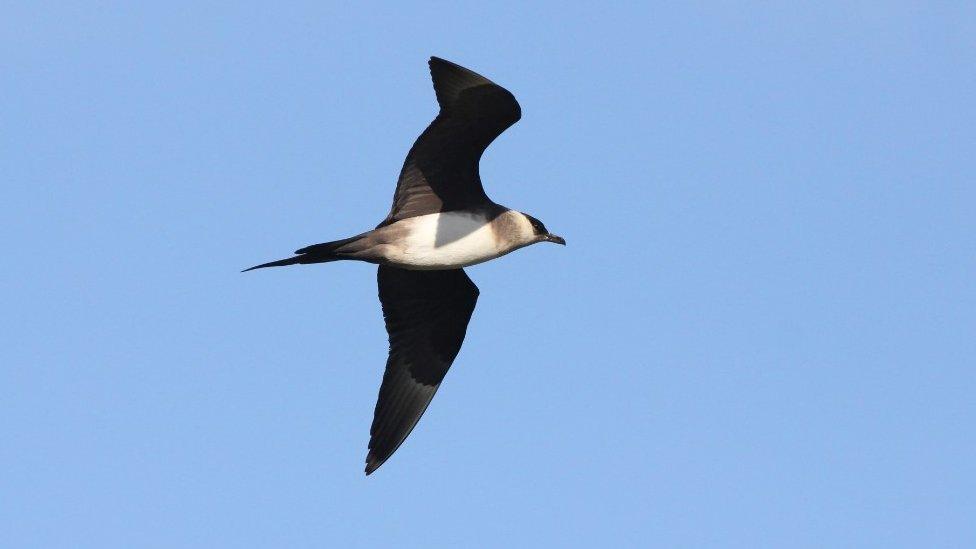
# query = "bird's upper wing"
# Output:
<box><xmin>366</xmin><ymin>266</ymin><xmax>479</xmax><ymax>475</ymax></box>
<box><xmin>379</xmin><ymin>57</ymin><xmax>522</xmax><ymax>225</ymax></box>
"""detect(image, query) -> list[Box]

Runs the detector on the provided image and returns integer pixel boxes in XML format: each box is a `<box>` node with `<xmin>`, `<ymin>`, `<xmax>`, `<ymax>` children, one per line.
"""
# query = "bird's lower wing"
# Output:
<box><xmin>366</xmin><ymin>266</ymin><xmax>479</xmax><ymax>475</ymax></box>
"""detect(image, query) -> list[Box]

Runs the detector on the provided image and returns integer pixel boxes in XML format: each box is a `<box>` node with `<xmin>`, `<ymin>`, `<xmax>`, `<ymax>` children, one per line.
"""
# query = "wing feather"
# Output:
<box><xmin>365</xmin><ymin>266</ymin><xmax>480</xmax><ymax>474</ymax></box>
<box><xmin>380</xmin><ymin>57</ymin><xmax>521</xmax><ymax>225</ymax></box>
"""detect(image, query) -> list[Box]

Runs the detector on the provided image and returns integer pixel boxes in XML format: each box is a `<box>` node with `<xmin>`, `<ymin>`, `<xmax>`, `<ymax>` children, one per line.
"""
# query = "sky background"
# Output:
<box><xmin>3</xmin><ymin>2</ymin><xmax>974</xmax><ymax>547</ymax></box>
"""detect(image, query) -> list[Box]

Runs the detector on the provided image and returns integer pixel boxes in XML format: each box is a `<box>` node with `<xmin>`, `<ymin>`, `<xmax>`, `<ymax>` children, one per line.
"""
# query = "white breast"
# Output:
<box><xmin>385</xmin><ymin>212</ymin><xmax>509</xmax><ymax>270</ymax></box>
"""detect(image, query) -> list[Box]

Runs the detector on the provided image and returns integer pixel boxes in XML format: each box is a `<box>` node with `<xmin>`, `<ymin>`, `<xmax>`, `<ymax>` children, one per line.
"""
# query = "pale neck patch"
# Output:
<box><xmin>502</xmin><ymin>211</ymin><xmax>537</xmax><ymax>246</ymax></box>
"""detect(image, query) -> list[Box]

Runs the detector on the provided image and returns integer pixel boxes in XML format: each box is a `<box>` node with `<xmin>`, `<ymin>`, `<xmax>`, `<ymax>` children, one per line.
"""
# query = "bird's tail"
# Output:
<box><xmin>242</xmin><ymin>234</ymin><xmax>365</xmax><ymax>272</ymax></box>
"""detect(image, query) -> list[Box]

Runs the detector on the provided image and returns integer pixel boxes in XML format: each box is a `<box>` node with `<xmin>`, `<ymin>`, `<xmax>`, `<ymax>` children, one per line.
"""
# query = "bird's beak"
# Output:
<box><xmin>544</xmin><ymin>233</ymin><xmax>566</xmax><ymax>245</ymax></box>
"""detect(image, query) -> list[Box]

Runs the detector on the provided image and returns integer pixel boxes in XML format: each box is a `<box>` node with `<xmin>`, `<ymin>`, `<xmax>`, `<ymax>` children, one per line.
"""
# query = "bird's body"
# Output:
<box><xmin>319</xmin><ymin>208</ymin><xmax>536</xmax><ymax>270</ymax></box>
<box><xmin>379</xmin><ymin>209</ymin><xmax>532</xmax><ymax>270</ymax></box>
<box><xmin>246</xmin><ymin>57</ymin><xmax>564</xmax><ymax>475</ymax></box>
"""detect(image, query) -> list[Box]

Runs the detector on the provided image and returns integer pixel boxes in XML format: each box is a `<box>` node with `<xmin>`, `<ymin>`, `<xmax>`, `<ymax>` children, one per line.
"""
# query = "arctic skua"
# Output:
<box><xmin>245</xmin><ymin>56</ymin><xmax>564</xmax><ymax>475</ymax></box>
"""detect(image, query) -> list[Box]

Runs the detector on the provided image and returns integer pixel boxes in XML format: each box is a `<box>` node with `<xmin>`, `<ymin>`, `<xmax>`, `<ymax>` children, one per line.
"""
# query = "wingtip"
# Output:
<box><xmin>428</xmin><ymin>56</ymin><xmax>448</xmax><ymax>75</ymax></box>
<box><xmin>365</xmin><ymin>445</ymin><xmax>396</xmax><ymax>476</ymax></box>
<box><xmin>364</xmin><ymin>456</ymin><xmax>383</xmax><ymax>476</ymax></box>
<box><xmin>428</xmin><ymin>56</ymin><xmax>466</xmax><ymax>72</ymax></box>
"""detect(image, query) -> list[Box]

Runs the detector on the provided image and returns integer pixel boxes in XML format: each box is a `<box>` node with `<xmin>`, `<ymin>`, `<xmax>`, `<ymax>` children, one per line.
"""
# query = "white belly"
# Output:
<box><xmin>385</xmin><ymin>212</ymin><xmax>507</xmax><ymax>270</ymax></box>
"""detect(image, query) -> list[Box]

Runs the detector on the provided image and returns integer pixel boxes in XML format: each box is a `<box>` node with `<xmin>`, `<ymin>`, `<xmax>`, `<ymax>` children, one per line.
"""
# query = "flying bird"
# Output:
<box><xmin>245</xmin><ymin>57</ymin><xmax>565</xmax><ymax>475</ymax></box>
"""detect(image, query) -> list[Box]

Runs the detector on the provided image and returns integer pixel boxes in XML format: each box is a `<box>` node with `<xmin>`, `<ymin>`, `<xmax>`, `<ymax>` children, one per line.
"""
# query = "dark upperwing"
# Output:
<box><xmin>379</xmin><ymin>57</ymin><xmax>522</xmax><ymax>226</ymax></box>
<box><xmin>365</xmin><ymin>266</ymin><xmax>480</xmax><ymax>474</ymax></box>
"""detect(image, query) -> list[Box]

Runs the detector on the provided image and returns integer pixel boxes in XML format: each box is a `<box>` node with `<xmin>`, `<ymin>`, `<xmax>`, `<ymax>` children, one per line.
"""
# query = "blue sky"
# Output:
<box><xmin>3</xmin><ymin>2</ymin><xmax>974</xmax><ymax>547</ymax></box>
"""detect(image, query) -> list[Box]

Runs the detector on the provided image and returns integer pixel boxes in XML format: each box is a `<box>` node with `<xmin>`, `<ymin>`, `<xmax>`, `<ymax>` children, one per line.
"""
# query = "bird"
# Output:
<box><xmin>245</xmin><ymin>56</ymin><xmax>565</xmax><ymax>475</ymax></box>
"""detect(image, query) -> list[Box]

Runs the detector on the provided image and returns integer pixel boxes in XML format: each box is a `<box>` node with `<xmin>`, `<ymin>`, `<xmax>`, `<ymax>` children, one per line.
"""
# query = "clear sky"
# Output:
<box><xmin>3</xmin><ymin>2</ymin><xmax>974</xmax><ymax>547</ymax></box>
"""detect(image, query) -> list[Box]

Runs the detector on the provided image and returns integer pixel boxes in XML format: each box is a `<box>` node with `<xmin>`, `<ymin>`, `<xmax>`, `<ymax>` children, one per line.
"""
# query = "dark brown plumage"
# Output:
<box><xmin>245</xmin><ymin>56</ymin><xmax>564</xmax><ymax>476</ymax></box>
<box><xmin>379</xmin><ymin>57</ymin><xmax>521</xmax><ymax>226</ymax></box>
<box><xmin>364</xmin><ymin>58</ymin><xmax>521</xmax><ymax>474</ymax></box>
<box><xmin>366</xmin><ymin>267</ymin><xmax>479</xmax><ymax>475</ymax></box>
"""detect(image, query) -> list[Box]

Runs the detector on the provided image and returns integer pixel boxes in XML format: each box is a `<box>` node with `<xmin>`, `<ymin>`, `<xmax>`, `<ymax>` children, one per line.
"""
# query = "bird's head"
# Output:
<box><xmin>521</xmin><ymin>213</ymin><xmax>566</xmax><ymax>246</ymax></box>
